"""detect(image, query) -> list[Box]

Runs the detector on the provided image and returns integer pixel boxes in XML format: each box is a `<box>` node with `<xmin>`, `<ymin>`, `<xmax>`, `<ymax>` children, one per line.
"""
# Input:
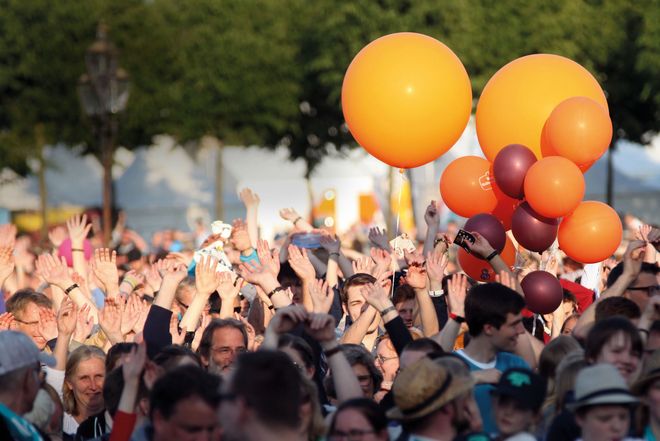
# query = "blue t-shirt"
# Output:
<box><xmin>454</xmin><ymin>349</ymin><xmax>529</xmax><ymax>435</ymax></box>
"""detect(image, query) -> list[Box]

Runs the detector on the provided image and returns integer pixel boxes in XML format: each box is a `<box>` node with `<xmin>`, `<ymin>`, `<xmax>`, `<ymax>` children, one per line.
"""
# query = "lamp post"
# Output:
<box><xmin>78</xmin><ymin>23</ymin><xmax>129</xmax><ymax>246</ymax></box>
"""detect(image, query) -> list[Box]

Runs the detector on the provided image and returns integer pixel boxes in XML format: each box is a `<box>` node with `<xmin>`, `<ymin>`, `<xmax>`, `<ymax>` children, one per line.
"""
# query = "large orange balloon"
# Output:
<box><xmin>440</xmin><ymin>156</ymin><xmax>497</xmax><ymax>218</ymax></box>
<box><xmin>542</xmin><ymin>97</ymin><xmax>612</xmax><ymax>166</ymax></box>
<box><xmin>459</xmin><ymin>236</ymin><xmax>516</xmax><ymax>282</ymax></box>
<box><xmin>558</xmin><ymin>201</ymin><xmax>622</xmax><ymax>263</ymax></box>
<box><xmin>476</xmin><ymin>54</ymin><xmax>608</xmax><ymax>161</ymax></box>
<box><xmin>342</xmin><ymin>33</ymin><xmax>472</xmax><ymax>168</ymax></box>
<box><xmin>524</xmin><ymin>157</ymin><xmax>585</xmax><ymax>218</ymax></box>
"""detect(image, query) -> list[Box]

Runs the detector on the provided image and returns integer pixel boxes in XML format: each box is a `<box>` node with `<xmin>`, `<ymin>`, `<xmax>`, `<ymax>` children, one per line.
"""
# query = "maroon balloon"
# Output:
<box><xmin>464</xmin><ymin>213</ymin><xmax>506</xmax><ymax>256</ymax></box>
<box><xmin>511</xmin><ymin>202</ymin><xmax>559</xmax><ymax>253</ymax></box>
<box><xmin>493</xmin><ymin>144</ymin><xmax>538</xmax><ymax>199</ymax></box>
<box><xmin>521</xmin><ymin>270</ymin><xmax>563</xmax><ymax>314</ymax></box>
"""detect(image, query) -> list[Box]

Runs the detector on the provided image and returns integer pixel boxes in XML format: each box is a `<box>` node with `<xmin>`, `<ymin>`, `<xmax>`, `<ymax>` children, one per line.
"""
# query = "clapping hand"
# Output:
<box><xmin>447</xmin><ymin>273</ymin><xmax>468</xmax><ymax>317</ymax></box>
<box><xmin>288</xmin><ymin>245</ymin><xmax>316</xmax><ymax>282</ymax></box>
<box><xmin>308</xmin><ymin>278</ymin><xmax>333</xmax><ymax>314</ymax></box>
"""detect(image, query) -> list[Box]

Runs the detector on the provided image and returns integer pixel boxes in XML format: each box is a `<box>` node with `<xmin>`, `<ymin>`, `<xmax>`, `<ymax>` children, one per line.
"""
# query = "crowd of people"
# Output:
<box><xmin>0</xmin><ymin>189</ymin><xmax>659</xmax><ymax>441</ymax></box>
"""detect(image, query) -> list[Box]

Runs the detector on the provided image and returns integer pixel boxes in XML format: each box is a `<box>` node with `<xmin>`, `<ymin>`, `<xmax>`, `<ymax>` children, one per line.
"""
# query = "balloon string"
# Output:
<box><xmin>391</xmin><ymin>168</ymin><xmax>404</xmax><ymax>298</ymax></box>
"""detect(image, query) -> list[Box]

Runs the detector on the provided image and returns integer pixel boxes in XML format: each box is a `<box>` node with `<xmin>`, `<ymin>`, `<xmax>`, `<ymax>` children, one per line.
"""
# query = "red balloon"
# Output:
<box><xmin>521</xmin><ymin>270</ymin><xmax>563</xmax><ymax>314</ymax></box>
<box><xmin>491</xmin><ymin>185</ymin><xmax>519</xmax><ymax>230</ymax></box>
<box><xmin>511</xmin><ymin>202</ymin><xmax>559</xmax><ymax>253</ymax></box>
<box><xmin>464</xmin><ymin>213</ymin><xmax>506</xmax><ymax>255</ymax></box>
<box><xmin>493</xmin><ymin>144</ymin><xmax>538</xmax><ymax>199</ymax></box>
<box><xmin>459</xmin><ymin>236</ymin><xmax>516</xmax><ymax>282</ymax></box>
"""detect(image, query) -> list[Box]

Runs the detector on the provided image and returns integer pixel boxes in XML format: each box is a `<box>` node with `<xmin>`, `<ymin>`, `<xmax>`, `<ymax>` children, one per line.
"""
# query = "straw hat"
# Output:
<box><xmin>387</xmin><ymin>356</ymin><xmax>475</xmax><ymax>421</ymax></box>
<box><xmin>632</xmin><ymin>349</ymin><xmax>660</xmax><ymax>396</ymax></box>
<box><xmin>569</xmin><ymin>364</ymin><xmax>638</xmax><ymax>411</ymax></box>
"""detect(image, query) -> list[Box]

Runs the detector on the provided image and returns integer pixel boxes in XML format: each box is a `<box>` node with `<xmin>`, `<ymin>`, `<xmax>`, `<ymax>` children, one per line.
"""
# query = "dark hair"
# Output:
<box><xmin>607</xmin><ymin>262</ymin><xmax>659</xmax><ymax>288</ymax></box>
<box><xmin>341</xmin><ymin>273</ymin><xmax>376</xmax><ymax>305</ymax></box>
<box><xmin>585</xmin><ymin>317</ymin><xmax>643</xmax><ymax>362</ymax></box>
<box><xmin>393</xmin><ymin>284</ymin><xmax>416</xmax><ymax>306</ymax></box>
<box><xmin>465</xmin><ymin>283</ymin><xmax>525</xmax><ymax>337</ymax></box>
<box><xmin>153</xmin><ymin>345</ymin><xmax>202</xmax><ymax>371</ymax></box>
<box><xmin>538</xmin><ymin>336</ymin><xmax>581</xmax><ymax>381</ymax></box>
<box><xmin>149</xmin><ymin>365</ymin><xmax>221</xmax><ymax>420</ymax></box>
<box><xmin>229</xmin><ymin>350</ymin><xmax>302</xmax><ymax>430</ymax></box>
<box><xmin>328</xmin><ymin>398</ymin><xmax>388</xmax><ymax>436</ymax></box>
<box><xmin>103</xmin><ymin>367</ymin><xmax>147</xmax><ymax>417</ymax></box>
<box><xmin>278</xmin><ymin>262</ymin><xmax>302</xmax><ymax>288</ymax></box>
<box><xmin>563</xmin><ymin>289</ymin><xmax>577</xmax><ymax>305</ymax></box>
<box><xmin>198</xmin><ymin>318</ymin><xmax>248</xmax><ymax>360</ymax></box>
<box><xmin>403</xmin><ymin>338</ymin><xmax>443</xmax><ymax>355</ymax></box>
<box><xmin>6</xmin><ymin>289</ymin><xmax>52</xmax><ymax>316</ymax></box>
<box><xmin>595</xmin><ymin>297</ymin><xmax>641</xmax><ymax>322</ymax></box>
<box><xmin>278</xmin><ymin>334</ymin><xmax>316</xmax><ymax>370</ymax></box>
<box><xmin>650</xmin><ymin>320</ymin><xmax>660</xmax><ymax>334</ymax></box>
<box><xmin>340</xmin><ymin>344</ymin><xmax>383</xmax><ymax>393</ymax></box>
<box><xmin>105</xmin><ymin>343</ymin><xmax>138</xmax><ymax>372</ymax></box>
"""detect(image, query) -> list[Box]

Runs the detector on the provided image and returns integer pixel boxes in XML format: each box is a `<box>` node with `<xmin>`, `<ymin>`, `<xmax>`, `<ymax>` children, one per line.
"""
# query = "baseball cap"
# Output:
<box><xmin>491</xmin><ymin>367</ymin><xmax>547</xmax><ymax>411</ymax></box>
<box><xmin>0</xmin><ymin>331</ymin><xmax>55</xmax><ymax>376</ymax></box>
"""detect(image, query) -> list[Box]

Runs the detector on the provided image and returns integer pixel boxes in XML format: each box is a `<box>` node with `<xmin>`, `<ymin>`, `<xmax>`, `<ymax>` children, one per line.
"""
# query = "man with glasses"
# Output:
<box><xmin>5</xmin><ymin>290</ymin><xmax>54</xmax><ymax>351</ymax></box>
<box><xmin>197</xmin><ymin>318</ymin><xmax>248</xmax><ymax>376</ymax></box>
<box><xmin>0</xmin><ymin>330</ymin><xmax>56</xmax><ymax>440</ymax></box>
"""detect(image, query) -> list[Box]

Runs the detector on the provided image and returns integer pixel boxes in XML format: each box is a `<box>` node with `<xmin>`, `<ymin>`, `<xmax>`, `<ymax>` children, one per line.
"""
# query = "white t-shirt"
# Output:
<box><xmin>44</xmin><ymin>366</ymin><xmax>80</xmax><ymax>437</ymax></box>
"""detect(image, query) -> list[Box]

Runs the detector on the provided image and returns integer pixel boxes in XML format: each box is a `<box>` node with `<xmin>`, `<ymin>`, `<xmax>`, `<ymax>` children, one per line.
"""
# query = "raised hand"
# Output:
<box><xmin>447</xmin><ymin>273</ymin><xmax>468</xmax><ymax>317</ymax></box>
<box><xmin>541</xmin><ymin>250</ymin><xmax>560</xmax><ymax>277</ymax></box>
<box><xmin>158</xmin><ymin>260</ymin><xmax>189</xmax><ymax>285</ymax></box>
<box><xmin>268</xmin><ymin>305</ymin><xmax>308</xmax><ymax>334</ymax></box>
<box><xmin>66</xmin><ymin>214</ymin><xmax>92</xmax><ymax>247</ymax></box>
<box><xmin>304</xmin><ymin>313</ymin><xmax>336</xmax><ymax>343</ymax></box>
<box><xmin>38</xmin><ymin>308</ymin><xmax>58</xmax><ymax>341</ymax></box>
<box><xmin>145</xmin><ymin>264</ymin><xmax>163</xmax><ymax>294</ymax></box>
<box><xmin>195</xmin><ymin>255</ymin><xmax>221</xmax><ymax>296</ymax></box>
<box><xmin>57</xmin><ymin>298</ymin><xmax>78</xmax><ymax>337</ymax></box>
<box><xmin>121</xmin><ymin>295</ymin><xmax>142</xmax><ymax>336</ymax></box>
<box><xmin>257</xmin><ymin>239</ymin><xmax>280</xmax><ymax>277</ymax></box>
<box><xmin>120</xmin><ymin>270</ymin><xmax>145</xmax><ymax>295</ymax></box>
<box><xmin>0</xmin><ymin>246</ymin><xmax>15</xmax><ymax>285</ymax></box>
<box><xmin>405</xmin><ymin>264</ymin><xmax>427</xmax><ymax>290</ymax></box>
<box><xmin>360</xmin><ymin>283</ymin><xmax>392</xmax><ymax>312</ymax></box>
<box><xmin>465</xmin><ymin>232</ymin><xmax>495</xmax><ymax>259</ymax></box>
<box><xmin>39</xmin><ymin>253</ymin><xmax>73</xmax><ymax>289</ymax></box>
<box><xmin>426</xmin><ymin>249</ymin><xmax>448</xmax><ymax>289</ymax></box>
<box><xmin>368</xmin><ymin>227</ymin><xmax>390</xmax><ymax>251</ymax></box>
<box><xmin>99</xmin><ymin>298</ymin><xmax>124</xmax><ymax>343</ymax></box>
<box><xmin>218</xmin><ymin>271</ymin><xmax>242</xmax><ymax>302</ymax></box>
<box><xmin>287</xmin><ymin>245</ymin><xmax>316</xmax><ymax>282</ymax></box>
<box><xmin>91</xmin><ymin>249</ymin><xmax>119</xmax><ymax>294</ymax></box>
<box><xmin>319</xmin><ymin>235</ymin><xmax>341</xmax><ymax>254</ymax></box>
<box><xmin>239</xmin><ymin>188</ymin><xmax>260</xmax><ymax>209</ymax></box>
<box><xmin>424</xmin><ymin>200</ymin><xmax>440</xmax><ymax>227</ymax></box>
<box><xmin>235</xmin><ymin>312</ymin><xmax>256</xmax><ymax>350</ymax></box>
<box><xmin>496</xmin><ymin>270</ymin><xmax>517</xmax><ymax>291</ymax></box>
<box><xmin>403</xmin><ymin>249</ymin><xmax>425</xmax><ymax>266</ymax></box>
<box><xmin>635</xmin><ymin>224</ymin><xmax>652</xmax><ymax>242</ymax></box>
<box><xmin>279</xmin><ymin>207</ymin><xmax>301</xmax><ymax>223</ymax></box>
<box><xmin>352</xmin><ymin>256</ymin><xmax>375</xmax><ymax>275</ymax></box>
<box><xmin>623</xmin><ymin>240</ymin><xmax>647</xmax><ymax>277</ymax></box>
<box><xmin>0</xmin><ymin>224</ymin><xmax>17</xmax><ymax>248</ymax></box>
<box><xmin>308</xmin><ymin>278</ymin><xmax>333</xmax><ymax>314</ymax></box>
<box><xmin>370</xmin><ymin>247</ymin><xmax>392</xmax><ymax>272</ymax></box>
<box><xmin>230</xmin><ymin>219</ymin><xmax>252</xmax><ymax>252</ymax></box>
<box><xmin>132</xmin><ymin>300</ymin><xmax>150</xmax><ymax>334</ymax></box>
<box><xmin>73</xmin><ymin>304</ymin><xmax>94</xmax><ymax>342</ymax></box>
<box><xmin>169</xmin><ymin>315</ymin><xmax>186</xmax><ymax>345</ymax></box>
<box><xmin>191</xmin><ymin>312</ymin><xmax>211</xmax><ymax>352</ymax></box>
<box><xmin>0</xmin><ymin>312</ymin><xmax>14</xmax><ymax>331</ymax></box>
<box><xmin>122</xmin><ymin>341</ymin><xmax>147</xmax><ymax>383</ymax></box>
<box><xmin>238</xmin><ymin>260</ymin><xmax>278</xmax><ymax>292</ymax></box>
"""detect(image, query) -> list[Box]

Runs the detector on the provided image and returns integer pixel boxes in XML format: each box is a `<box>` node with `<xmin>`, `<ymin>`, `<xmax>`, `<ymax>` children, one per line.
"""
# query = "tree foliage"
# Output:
<box><xmin>0</xmin><ymin>0</ymin><xmax>657</xmax><ymax>175</ymax></box>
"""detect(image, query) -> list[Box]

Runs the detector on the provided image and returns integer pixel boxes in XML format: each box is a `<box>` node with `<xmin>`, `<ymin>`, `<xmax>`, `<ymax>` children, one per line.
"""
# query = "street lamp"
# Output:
<box><xmin>78</xmin><ymin>22</ymin><xmax>129</xmax><ymax>246</ymax></box>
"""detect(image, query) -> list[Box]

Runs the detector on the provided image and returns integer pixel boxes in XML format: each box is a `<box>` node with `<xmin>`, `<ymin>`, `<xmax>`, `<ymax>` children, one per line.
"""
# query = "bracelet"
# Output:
<box><xmin>486</xmin><ymin>250</ymin><xmax>499</xmax><ymax>261</ymax></box>
<box><xmin>72</xmin><ymin>248</ymin><xmax>84</xmax><ymax>253</ymax></box>
<box><xmin>638</xmin><ymin>328</ymin><xmax>650</xmax><ymax>336</ymax></box>
<box><xmin>449</xmin><ymin>312</ymin><xmax>466</xmax><ymax>324</ymax></box>
<box><xmin>267</xmin><ymin>286</ymin><xmax>285</xmax><ymax>298</ymax></box>
<box><xmin>123</xmin><ymin>279</ymin><xmax>136</xmax><ymax>289</ymax></box>
<box><xmin>329</xmin><ymin>252</ymin><xmax>340</xmax><ymax>258</ymax></box>
<box><xmin>64</xmin><ymin>283</ymin><xmax>79</xmax><ymax>295</ymax></box>
<box><xmin>380</xmin><ymin>305</ymin><xmax>397</xmax><ymax>316</ymax></box>
<box><xmin>324</xmin><ymin>345</ymin><xmax>342</xmax><ymax>358</ymax></box>
<box><xmin>293</xmin><ymin>216</ymin><xmax>303</xmax><ymax>225</ymax></box>
<box><xmin>268</xmin><ymin>304</ymin><xmax>275</xmax><ymax>311</ymax></box>
<box><xmin>428</xmin><ymin>289</ymin><xmax>444</xmax><ymax>298</ymax></box>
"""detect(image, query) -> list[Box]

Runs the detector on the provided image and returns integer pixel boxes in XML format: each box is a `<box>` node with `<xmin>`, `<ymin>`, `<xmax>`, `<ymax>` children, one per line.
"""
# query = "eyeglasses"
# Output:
<box><xmin>375</xmin><ymin>354</ymin><xmax>398</xmax><ymax>365</ymax></box>
<box><xmin>13</xmin><ymin>318</ymin><xmax>40</xmax><ymax>327</ymax></box>
<box><xmin>328</xmin><ymin>429</ymin><xmax>376</xmax><ymax>440</ymax></box>
<box><xmin>627</xmin><ymin>285</ymin><xmax>660</xmax><ymax>296</ymax></box>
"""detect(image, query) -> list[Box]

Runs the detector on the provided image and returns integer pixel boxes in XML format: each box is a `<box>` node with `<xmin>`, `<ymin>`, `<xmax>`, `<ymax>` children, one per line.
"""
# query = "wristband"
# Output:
<box><xmin>428</xmin><ymin>289</ymin><xmax>444</xmax><ymax>298</ymax></box>
<box><xmin>71</xmin><ymin>248</ymin><xmax>84</xmax><ymax>253</ymax></box>
<box><xmin>324</xmin><ymin>345</ymin><xmax>342</xmax><ymax>358</ymax></box>
<box><xmin>293</xmin><ymin>216</ymin><xmax>303</xmax><ymax>225</ymax></box>
<box><xmin>329</xmin><ymin>252</ymin><xmax>340</xmax><ymax>259</ymax></box>
<box><xmin>268</xmin><ymin>304</ymin><xmax>275</xmax><ymax>311</ymax></box>
<box><xmin>64</xmin><ymin>283</ymin><xmax>79</xmax><ymax>295</ymax></box>
<box><xmin>449</xmin><ymin>312</ymin><xmax>466</xmax><ymax>324</ymax></box>
<box><xmin>267</xmin><ymin>286</ymin><xmax>284</xmax><ymax>298</ymax></box>
<box><xmin>380</xmin><ymin>305</ymin><xmax>397</xmax><ymax>316</ymax></box>
<box><xmin>485</xmin><ymin>250</ymin><xmax>499</xmax><ymax>261</ymax></box>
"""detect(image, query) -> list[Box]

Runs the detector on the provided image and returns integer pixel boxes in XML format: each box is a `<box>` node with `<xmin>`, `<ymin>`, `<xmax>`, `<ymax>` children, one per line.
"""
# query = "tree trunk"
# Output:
<box><xmin>606</xmin><ymin>138</ymin><xmax>616</xmax><ymax>207</ymax></box>
<box><xmin>101</xmin><ymin>117</ymin><xmax>114</xmax><ymax>246</ymax></box>
<box><xmin>215</xmin><ymin>141</ymin><xmax>224</xmax><ymax>221</ymax></box>
<box><xmin>35</xmin><ymin>124</ymin><xmax>48</xmax><ymax>244</ymax></box>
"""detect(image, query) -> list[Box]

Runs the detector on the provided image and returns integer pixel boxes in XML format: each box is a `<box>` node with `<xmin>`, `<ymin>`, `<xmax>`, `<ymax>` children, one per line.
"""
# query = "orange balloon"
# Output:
<box><xmin>342</xmin><ymin>33</ymin><xmax>472</xmax><ymax>168</ymax></box>
<box><xmin>476</xmin><ymin>54</ymin><xmax>608</xmax><ymax>161</ymax></box>
<box><xmin>491</xmin><ymin>184</ymin><xmax>519</xmax><ymax>230</ymax></box>
<box><xmin>440</xmin><ymin>156</ymin><xmax>497</xmax><ymax>218</ymax></box>
<box><xmin>459</xmin><ymin>236</ymin><xmax>516</xmax><ymax>282</ymax></box>
<box><xmin>542</xmin><ymin>97</ymin><xmax>612</xmax><ymax>166</ymax></box>
<box><xmin>558</xmin><ymin>201</ymin><xmax>622</xmax><ymax>263</ymax></box>
<box><xmin>524</xmin><ymin>157</ymin><xmax>585</xmax><ymax>218</ymax></box>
